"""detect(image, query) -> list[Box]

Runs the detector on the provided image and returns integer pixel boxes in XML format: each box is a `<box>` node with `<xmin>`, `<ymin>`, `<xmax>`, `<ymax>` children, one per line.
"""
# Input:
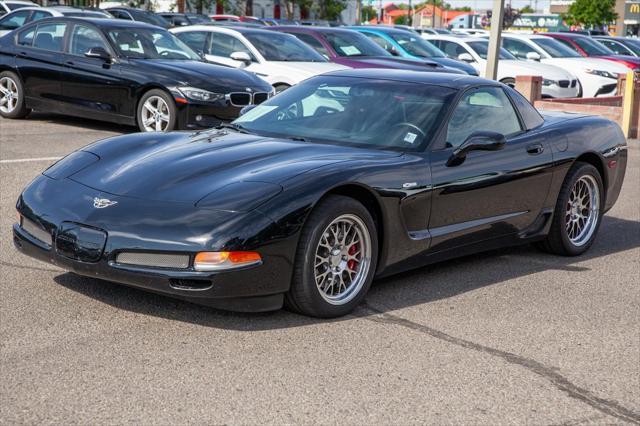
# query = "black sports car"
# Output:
<box><xmin>0</xmin><ymin>18</ymin><xmax>273</xmax><ymax>131</ymax></box>
<box><xmin>13</xmin><ymin>70</ymin><xmax>627</xmax><ymax>318</ymax></box>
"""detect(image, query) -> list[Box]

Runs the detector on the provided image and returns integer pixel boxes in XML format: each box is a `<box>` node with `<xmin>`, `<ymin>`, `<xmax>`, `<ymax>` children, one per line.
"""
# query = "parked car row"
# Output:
<box><xmin>0</xmin><ymin>9</ymin><xmax>637</xmax><ymax>134</ymax></box>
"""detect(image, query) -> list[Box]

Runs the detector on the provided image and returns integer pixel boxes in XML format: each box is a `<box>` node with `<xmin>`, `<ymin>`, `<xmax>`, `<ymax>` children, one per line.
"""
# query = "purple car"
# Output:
<box><xmin>269</xmin><ymin>26</ymin><xmax>467</xmax><ymax>74</ymax></box>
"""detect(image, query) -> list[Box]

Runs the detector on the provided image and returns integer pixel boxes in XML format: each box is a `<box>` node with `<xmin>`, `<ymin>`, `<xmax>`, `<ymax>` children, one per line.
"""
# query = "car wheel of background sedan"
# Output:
<box><xmin>538</xmin><ymin>162</ymin><xmax>603</xmax><ymax>256</ymax></box>
<box><xmin>0</xmin><ymin>71</ymin><xmax>30</xmax><ymax>119</ymax></box>
<box><xmin>500</xmin><ymin>77</ymin><xmax>516</xmax><ymax>88</ymax></box>
<box><xmin>274</xmin><ymin>84</ymin><xmax>290</xmax><ymax>94</ymax></box>
<box><xmin>285</xmin><ymin>195</ymin><xmax>378</xmax><ymax>318</ymax></box>
<box><xmin>137</xmin><ymin>89</ymin><xmax>177</xmax><ymax>132</ymax></box>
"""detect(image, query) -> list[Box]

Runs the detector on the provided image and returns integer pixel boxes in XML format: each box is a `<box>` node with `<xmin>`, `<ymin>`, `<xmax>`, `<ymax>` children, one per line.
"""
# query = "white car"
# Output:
<box><xmin>497</xmin><ymin>33</ymin><xmax>630</xmax><ymax>98</ymax></box>
<box><xmin>171</xmin><ymin>26</ymin><xmax>348</xmax><ymax>92</ymax></box>
<box><xmin>0</xmin><ymin>0</ymin><xmax>36</xmax><ymax>17</ymax></box>
<box><xmin>423</xmin><ymin>35</ymin><xmax>580</xmax><ymax>98</ymax></box>
<box><xmin>0</xmin><ymin>6</ymin><xmax>111</xmax><ymax>36</ymax></box>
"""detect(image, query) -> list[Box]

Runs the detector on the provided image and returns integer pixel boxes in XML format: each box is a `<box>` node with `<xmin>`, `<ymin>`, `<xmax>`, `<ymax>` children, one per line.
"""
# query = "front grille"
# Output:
<box><xmin>228</xmin><ymin>92</ymin><xmax>251</xmax><ymax>107</ymax></box>
<box><xmin>253</xmin><ymin>92</ymin><xmax>269</xmax><ymax>104</ymax></box>
<box><xmin>21</xmin><ymin>217</ymin><xmax>52</xmax><ymax>246</ymax></box>
<box><xmin>571</xmin><ymin>79</ymin><xmax>577</xmax><ymax>88</ymax></box>
<box><xmin>558</xmin><ymin>80</ymin><xmax>570</xmax><ymax>88</ymax></box>
<box><xmin>115</xmin><ymin>252</ymin><xmax>190</xmax><ymax>269</ymax></box>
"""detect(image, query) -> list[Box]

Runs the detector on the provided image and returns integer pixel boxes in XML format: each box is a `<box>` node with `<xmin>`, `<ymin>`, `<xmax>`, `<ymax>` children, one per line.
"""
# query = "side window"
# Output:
<box><xmin>17</xmin><ymin>26</ymin><xmax>35</xmax><ymax>46</ymax></box>
<box><xmin>0</xmin><ymin>10</ymin><xmax>30</xmax><ymax>31</ymax></box>
<box><xmin>69</xmin><ymin>24</ymin><xmax>109</xmax><ymax>56</ymax></box>
<box><xmin>29</xmin><ymin>10</ymin><xmax>52</xmax><ymax>23</ymax></box>
<box><xmin>209</xmin><ymin>33</ymin><xmax>253</xmax><ymax>59</ymax></box>
<box><xmin>175</xmin><ymin>31</ymin><xmax>208</xmax><ymax>53</ymax></box>
<box><xmin>446</xmin><ymin>87</ymin><xmax>522</xmax><ymax>148</ymax></box>
<box><xmin>502</xmin><ymin>38</ymin><xmax>536</xmax><ymax>59</ymax></box>
<box><xmin>438</xmin><ymin>40</ymin><xmax>467</xmax><ymax>58</ymax></box>
<box><xmin>363</xmin><ymin>33</ymin><xmax>393</xmax><ymax>53</ymax></box>
<box><xmin>293</xmin><ymin>33</ymin><xmax>329</xmax><ymax>58</ymax></box>
<box><xmin>554</xmin><ymin>37</ymin><xmax>580</xmax><ymax>53</ymax></box>
<box><xmin>599</xmin><ymin>40</ymin><xmax>629</xmax><ymax>55</ymax></box>
<box><xmin>33</xmin><ymin>22</ymin><xmax>66</xmax><ymax>52</ymax></box>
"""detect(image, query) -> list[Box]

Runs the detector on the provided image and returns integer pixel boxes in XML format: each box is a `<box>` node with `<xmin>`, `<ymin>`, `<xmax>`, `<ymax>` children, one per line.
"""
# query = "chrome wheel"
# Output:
<box><xmin>0</xmin><ymin>77</ymin><xmax>18</xmax><ymax>114</ymax></box>
<box><xmin>565</xmin><ymin>175</ymin><xmax>600</xmax><ymax>247</ymax></box>
<box><xmin>314</xmin><ymin>214</ymin><xmax>372</xmax><ymax>305</ymax></box>
<box><xmin>141</xmin><ymin>96</ymin><xmax>171</xmax><ymax>132</ymax></box>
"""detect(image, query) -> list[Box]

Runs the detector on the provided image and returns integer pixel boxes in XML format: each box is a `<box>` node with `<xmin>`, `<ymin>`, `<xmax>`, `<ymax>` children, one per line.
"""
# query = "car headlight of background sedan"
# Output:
<box><xmin>542</xmin><ymin>79</ymin><xmax>557</xmax><ymax>86</ymax></box>
<box><xmin>585</xmin><ymin>69</ymin><xmax>618</xmax><ymax>79</ymax></box>
<box><xmin>178</xmin><ymin>87</ymin><xmax>225</xmax><ymax>102</ymax></box>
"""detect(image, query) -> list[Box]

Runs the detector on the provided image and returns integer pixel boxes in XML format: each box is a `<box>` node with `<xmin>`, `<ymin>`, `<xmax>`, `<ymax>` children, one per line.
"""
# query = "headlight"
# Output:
<box><xmin>542</xmin><ymin>79</ymin><xmax>557</xmax><ymax>86</ymax></box>
<box><xmin>178</xmin><ymin>87</ymin><xmax>225</xmax><ymax>102</ymax></box>
<box><xmin>585</xmin><ymin>69</ymin><xmax>618</xmax><ymax>79</ymax></box>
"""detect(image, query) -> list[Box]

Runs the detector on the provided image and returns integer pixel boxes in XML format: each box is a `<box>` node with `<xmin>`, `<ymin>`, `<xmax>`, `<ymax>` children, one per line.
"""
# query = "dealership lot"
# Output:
<box><xmin>1</xmin><ymin>114</ymin><xmax>639</xmax><ymax>424</ymax></box>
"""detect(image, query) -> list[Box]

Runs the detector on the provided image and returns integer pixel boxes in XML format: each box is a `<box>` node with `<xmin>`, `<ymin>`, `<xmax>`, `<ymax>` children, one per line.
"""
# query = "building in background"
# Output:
<box><xmin>550</xmin><ymin>0</ymin><xmax>639</xmax><ymax>36</ymax></box>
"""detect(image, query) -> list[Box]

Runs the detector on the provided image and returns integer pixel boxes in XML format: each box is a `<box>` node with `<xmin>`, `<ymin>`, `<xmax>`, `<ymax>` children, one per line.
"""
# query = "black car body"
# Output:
<box><xmin>13</xmin><ymin>70</ymin><xmax>627</xmax><ymax>317</ymax></box>
<box><xmin>158</xmin><ymin>12</ymin><xmax>211</xmax><ymax>27</ymax></box>
<box><xmin>0</xmin><ymin>18</ymin><xmax>273</xmax><ymax>130</ymax></box>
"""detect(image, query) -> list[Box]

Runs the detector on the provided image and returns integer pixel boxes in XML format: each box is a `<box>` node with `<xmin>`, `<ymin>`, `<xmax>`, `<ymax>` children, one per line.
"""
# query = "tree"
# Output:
<box><xmin>563</xmin><ymin>0</ymin><xmax>617</xmax><ymax>28</ymax></box>
<box><xmin>361</xmin><ymin>4</ymin><xmax>376</xmax><ymax>22</ymax></box>
<box><xmin>520</xmin><ymin>5</ymin><xmax>534</xmax><ymax>14</ymax></box>
<box><xmin>316</xmin><ymin>0</ymin><xmax>346</xmax><ymax>21</ymax></box>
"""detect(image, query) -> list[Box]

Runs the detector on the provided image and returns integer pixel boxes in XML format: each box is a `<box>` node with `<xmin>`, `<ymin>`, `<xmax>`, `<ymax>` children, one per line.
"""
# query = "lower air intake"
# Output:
<box><xmin>116</xmin><ymin>252</ymin><xmax>190</xmax><ymax>269</ymax></box>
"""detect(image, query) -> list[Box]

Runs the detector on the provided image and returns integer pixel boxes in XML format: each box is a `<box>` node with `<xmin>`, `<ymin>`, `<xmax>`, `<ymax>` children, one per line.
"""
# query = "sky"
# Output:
<box><xmin>384</xmin><ymin>0</ymin><xmax>553</xmax><ymax>12</ymax></box>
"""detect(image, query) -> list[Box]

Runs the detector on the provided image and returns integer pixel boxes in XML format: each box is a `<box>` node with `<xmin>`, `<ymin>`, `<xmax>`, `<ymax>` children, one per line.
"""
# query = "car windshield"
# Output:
<box><xmin>623</xmin><ymin>38</ymin><xmax>640</xmax><ymax>55</ymax></box>
<box><xmin>467</xmin><ymin>40</ymin><xmax>516</xmax><ymax>59</ymax></box>
<box><xmin>388</xmin><ymin>31</ymin><xmax>445</xmax><ymax>57</ymax></box>
<box><xmin>234</xmin><ymin>76</ymin><xmax>456</xmax><ymax>151</ymax></box>
<box><xmin>573</xmin><ymin>36</ymin><xmax>616</xmax><ymax>56</ymax></box>
<box><xmin>108</xmin><ymin>28</ymin><xmax>200</xmax><ymax>60</ymax></box>
<box><xmin>244</xmin><ymin>32</ymin><xmax>325</xmax><ymax>61</ymax></box>
<box><xmin>324</xmin><ymin>31</ymin><xmax>390</xmax><ymax>57</ymax></box>
<box><xmin>533</xmin><ymin>37</ymin><xmax>581</xmax><ymax>58</ymax></box>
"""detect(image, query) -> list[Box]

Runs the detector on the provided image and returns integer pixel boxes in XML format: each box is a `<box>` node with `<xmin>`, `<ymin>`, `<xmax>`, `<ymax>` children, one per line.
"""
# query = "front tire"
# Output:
<box><xmin>137</xmin><ymin>89</ymin><xmax>177</xmax><ymax>132</ymax></box>
<box><xmin>286</xmin><ymin>195</ymin><xmax>378</xmax><ymax>318</ymax></box>
<box><xmin>0</xmin><ymin>71</ymin><xmax>30</xmax><ymax>119</ymax></box>
<box><xmin>538</xmin><ymin>162</ymin><xmax>604</xmax><ymax>256</ymax></box>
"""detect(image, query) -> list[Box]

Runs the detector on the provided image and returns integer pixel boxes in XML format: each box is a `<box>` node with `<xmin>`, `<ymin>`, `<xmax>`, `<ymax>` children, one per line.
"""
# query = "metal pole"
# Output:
<box><xmin>485</xmin><ymin>0</ymin><xmax>505</xmax><ymax>80</ymax></box>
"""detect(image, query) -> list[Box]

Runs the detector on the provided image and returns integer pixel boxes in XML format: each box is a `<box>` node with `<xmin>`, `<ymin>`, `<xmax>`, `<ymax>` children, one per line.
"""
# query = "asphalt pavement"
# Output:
<box><xmin>1</xmin><ymin>113</ymin><xmax>639</xmax><ymax>425</ymax></box>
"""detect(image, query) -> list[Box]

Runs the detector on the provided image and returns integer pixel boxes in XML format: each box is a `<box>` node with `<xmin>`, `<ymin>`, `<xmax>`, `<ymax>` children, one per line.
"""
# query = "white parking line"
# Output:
<box><xmin>0</xmin><ymin>157</ymin><xmax>61</xmax><ymax>164</ymax></box>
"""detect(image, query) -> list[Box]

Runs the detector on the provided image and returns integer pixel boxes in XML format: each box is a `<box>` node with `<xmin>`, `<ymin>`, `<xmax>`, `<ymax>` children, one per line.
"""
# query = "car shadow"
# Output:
<box><xmin>52</xmin><ymin>215</ymin><xmax>640</xmax><ymax>331</ymax></box>
<box><xmin>23</xmin><ymin>112</ymin><xmax>138</xmax><ymax>133</ymax></box>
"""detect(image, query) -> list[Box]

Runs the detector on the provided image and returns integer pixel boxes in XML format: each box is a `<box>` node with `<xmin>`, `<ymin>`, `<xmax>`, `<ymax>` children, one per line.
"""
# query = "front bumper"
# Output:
<box><xmin>175</xmin><ymin>101</ymin><xmax>243</xmax><ymax>130</ymax></box>
<box><xmin>13</xmin><ymin>175</ymin><xmax>295</xmax><ymax>312</ymax></box>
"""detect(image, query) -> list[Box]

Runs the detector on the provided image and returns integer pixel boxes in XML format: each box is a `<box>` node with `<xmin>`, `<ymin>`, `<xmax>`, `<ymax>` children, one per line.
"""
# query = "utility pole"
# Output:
<box><xmin>432</xmin><ymin>0</ymin><xmax>436</xmax><ymax>27</ymax></box>
<box><xmin>485</xmin><ymin>0</ymin><xmax>505</xmax><ymax>80</ymax></box>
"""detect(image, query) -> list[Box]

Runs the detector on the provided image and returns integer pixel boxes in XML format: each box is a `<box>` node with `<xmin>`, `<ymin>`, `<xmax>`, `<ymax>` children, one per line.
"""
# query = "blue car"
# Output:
<box><xmin>346</xmin><ymin>26</ymin><xmax>478</xmax><ymax>75</ymax></box>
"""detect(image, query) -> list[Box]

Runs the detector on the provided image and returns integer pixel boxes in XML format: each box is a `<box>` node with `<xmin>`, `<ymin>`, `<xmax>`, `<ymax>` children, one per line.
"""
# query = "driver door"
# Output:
<box><xmin>428</xmin><ymin>86</ymin><xmax>553</xmax><ymax>251</ymax></box>
<box><xmin>60</xmin><ymin>23</ymin><xmax>130</xmax><ymax>120</ymax></box>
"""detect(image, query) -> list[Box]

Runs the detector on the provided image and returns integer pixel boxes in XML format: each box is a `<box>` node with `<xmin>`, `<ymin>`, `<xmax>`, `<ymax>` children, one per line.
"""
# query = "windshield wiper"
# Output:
<box><xmin>215</xmin><ymin>123</ymin><xmax>252</xmax><ymax>134</ymax></box>
<box><xmin>287</xmin><ymin>136</ymin><xmax>308</xmax><ymax>142</ymax></box>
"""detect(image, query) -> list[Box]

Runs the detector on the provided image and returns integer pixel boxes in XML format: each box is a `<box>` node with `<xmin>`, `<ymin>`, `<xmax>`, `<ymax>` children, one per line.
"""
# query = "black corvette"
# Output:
<box><xmin>14</xmin><ymin>70</ymin><xmax>627</xmax><ymax>318</ymax></box>
<box><xmin>0</xmin><ymin>18</ymin><xmax>273</xmax><ymax>131</ymax></box>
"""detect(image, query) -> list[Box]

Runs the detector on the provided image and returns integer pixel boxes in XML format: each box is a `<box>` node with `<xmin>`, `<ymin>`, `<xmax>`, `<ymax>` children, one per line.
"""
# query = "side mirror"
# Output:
<box><xmin>240</xmin><ymin>104</ymin><xmax>256</xmax><ymax>116</ymax></box>
<box><xmin>388</xmin><ymin>46</ymin><xmax>400</xmax><ymax>56</ymax></box>
<box><xmin>525</xmin><ymin>51</ymin><xmax>541</xmax><ymax>61</ymax></box>
<box><xmin>457</xmin><ymin>52</ymin><xmax>474</xmax><ymax>63</ymax></box>
<box><xmin>230</xmin><ymin>51</ymin><xmax>252</xmax><ymax>68</ymax></box>
<box><xmin>447</xmin><ymin>131</ymin><xmax>506</xmax><ymax>167</ymax></box>
<box><xmin>85</xmin><ymin>46</ymin><xmax>112</xmax><ymax>62</ymax></box>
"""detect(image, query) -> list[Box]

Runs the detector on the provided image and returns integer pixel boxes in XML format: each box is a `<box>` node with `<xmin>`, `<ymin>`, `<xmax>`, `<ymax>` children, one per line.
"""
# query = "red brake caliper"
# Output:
<box><xmin>347</xmin><ymin>244</ymin><xmax>358</xmax><ymax>271</ymax></box>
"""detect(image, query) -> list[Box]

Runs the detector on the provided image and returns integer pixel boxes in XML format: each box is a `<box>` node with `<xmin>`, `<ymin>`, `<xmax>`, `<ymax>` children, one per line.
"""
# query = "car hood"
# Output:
<box><xmin>71</xmin><ymin>131</ymin><xmax>397</xmax><ymax>204</ymax></box>
<box><xmin>348</xmin><ymin>56</ymin><xmax>464</xmax><ymax>73</ymax></box>
<box><xmin>596</xmin><ymin>54</ymin><xmax>640</xmax><ymax>67</ymax></box>
<box><xmin>264</xmin><ymin>61</ymin><xmax>348</xmax><ymax>78</ymax></box>
<box><xmin>128</xmin><ymin>59</ymin><xmax>272</xmax><ymax>92</ymax></box>
<box><xmin>499</xmin><ymin>59</ymin><xmax>575</xmax><ymax>80</ymax></box>
<box><xmin>429</xmin><ymin>57</ymin><xmax>478</xmax><ymax>75</ymax></box>
<box><xmin>544</xmin><ymin>57</ymin><xmax>631</xmax><ymax>73</ymax></box>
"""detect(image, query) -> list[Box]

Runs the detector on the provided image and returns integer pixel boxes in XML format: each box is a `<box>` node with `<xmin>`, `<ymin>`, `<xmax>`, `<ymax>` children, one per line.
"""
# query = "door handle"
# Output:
<box><xmin>65</xmin><ymin>61</ymin><xmax>75</xmax><ymax>66</ymax></box>
<box><xmin>526</xmin><ymin>143</ymin><xmax>544</xmax><ymax>155</ymax></box>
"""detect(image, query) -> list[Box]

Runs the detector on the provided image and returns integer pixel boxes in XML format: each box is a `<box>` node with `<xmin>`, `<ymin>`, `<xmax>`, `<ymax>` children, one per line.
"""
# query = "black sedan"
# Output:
<box><xmin>0</xmin><ymin>18</ymin><xmax>273</xmax><ymax>131</ymax></box>
<box><xmin>13</xmin><ymin>70</ymin><xmax>627</xmax><ymax>318</ymax></box>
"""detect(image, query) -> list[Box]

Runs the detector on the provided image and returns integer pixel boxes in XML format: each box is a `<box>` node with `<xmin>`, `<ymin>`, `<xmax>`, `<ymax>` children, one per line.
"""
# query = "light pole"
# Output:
<box><xmin>485</xmin><ymin>0</ymin><xmax>505</xmax><ymax>80</ymax></box>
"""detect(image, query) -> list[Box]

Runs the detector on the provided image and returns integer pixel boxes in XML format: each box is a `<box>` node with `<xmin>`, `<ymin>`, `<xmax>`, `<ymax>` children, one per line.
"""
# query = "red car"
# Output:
<box><xmin>545</xmin><ymin>32</ymin><xmax>640</xmax><ymax>71</ymax></box>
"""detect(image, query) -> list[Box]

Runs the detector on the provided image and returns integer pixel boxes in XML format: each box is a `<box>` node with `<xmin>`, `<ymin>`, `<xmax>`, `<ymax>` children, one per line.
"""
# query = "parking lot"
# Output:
<box><xmin>1</xmin><ymin>113</ymin><xmax>639</xmax><ymax>424</ymax></box>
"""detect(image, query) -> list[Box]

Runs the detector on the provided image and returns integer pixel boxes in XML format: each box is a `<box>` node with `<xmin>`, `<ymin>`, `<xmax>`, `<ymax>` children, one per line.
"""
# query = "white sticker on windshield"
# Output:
<box><xmin>340</xmin><ymin>45</ymin><xmax>361</xmax><ymax>55</ymax></box>
<box><xmin>404</xmin><ymin>132</ymin><xmax>418</xmax><ymax>144</ymax></box>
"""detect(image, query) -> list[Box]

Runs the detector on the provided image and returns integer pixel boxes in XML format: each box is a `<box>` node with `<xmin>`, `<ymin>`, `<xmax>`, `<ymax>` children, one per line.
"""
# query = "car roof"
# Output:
<box><xmin>423</xmin><ymin>34</ymin><xmax>484</xmax><ymax>43</ymax></box>
<box><xmin>33</xmin><ymin>16</ymin><xmax>160</xmax><ymax>29</ymax></box>
<box><xmin>274</xmin><ymin>26</ymin><xmax>360</xmax><ymax>35</ymax></box>
<box><xmin>324</xmin><ymin>68</ymin><xmax>493</xmax><ymax>88</ymax></box>
<box><xmin>545</xmin><ymin>32</ymin><xmax>583</xmax><ymax>39</ymax></box>
<box><xmin>346</xmin><ymin>26</ymin><xmax>405</xmax><ymax>35</ymax></box>
<box><xmin>501</xmin><ymin>33</ymin><xmax>549</xmax><ymax>40</ymax></box>
<box><xmin>0</xmin><ymin>0</ymin><xmax>36</xmax><ymax>4</ymax></box>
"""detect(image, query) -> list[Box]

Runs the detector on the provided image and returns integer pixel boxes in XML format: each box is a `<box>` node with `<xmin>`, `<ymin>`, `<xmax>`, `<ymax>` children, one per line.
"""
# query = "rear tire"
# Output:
<box><xmin>137</xmin><ymin>89</ymin><xmax>177</xmax><ymax>132</ymax></box>
<box><xmin>0</xmin><ymin>71</ymin><xmax>30</xmax><ymax>119</ymax></box>
<box><xmin>285</xmin><ymin>195</ymin><xmax>378</xmax><ymax>318</ymax></box>
<box><xmin>537</xmin><ymin>162</ymin><xmax>604</xmax><ymax>256</ymax></box>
